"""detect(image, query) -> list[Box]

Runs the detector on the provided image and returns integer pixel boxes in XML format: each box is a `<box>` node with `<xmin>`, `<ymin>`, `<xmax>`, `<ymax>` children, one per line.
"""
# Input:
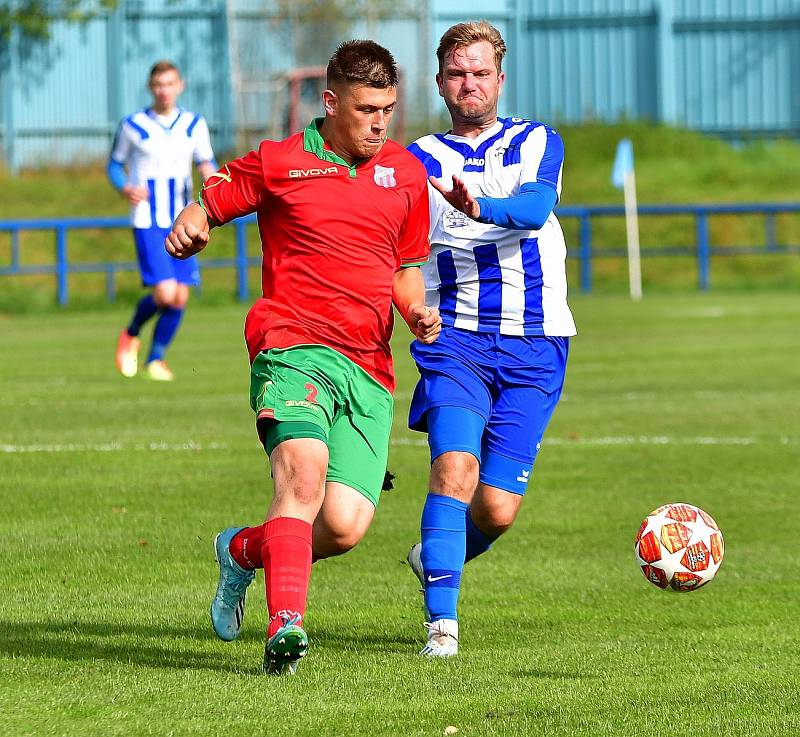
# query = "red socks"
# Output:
<box><xmin>229</xmin><ymin>525</ymin><xmax>265</xmax><ymax>569</ymax></box>
<box><xmin>262</xmin><ymin>517</ymin><xmax>312</xmax><ymax>638</ymax></box>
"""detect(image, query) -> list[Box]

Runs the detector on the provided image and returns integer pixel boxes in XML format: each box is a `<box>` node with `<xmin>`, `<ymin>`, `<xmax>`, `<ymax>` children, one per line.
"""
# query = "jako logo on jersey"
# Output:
<box><xmin>373</xmin><ymin>165</ymin><xmax>396</xmax><ymax>188</ymax></box>
<box><xmin>464</xmin><ymin>157</ymin><xmax>485</xmax><ymax>167</ymax></box>
<box><xmin>289</xmin><ymin>167</ymin><xmax>339</xmax><ymax>178</ymax></box>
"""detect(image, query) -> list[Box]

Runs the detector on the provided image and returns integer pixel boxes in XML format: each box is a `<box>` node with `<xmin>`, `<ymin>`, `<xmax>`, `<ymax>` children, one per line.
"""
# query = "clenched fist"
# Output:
<box><xmin>165</xmin><ymin>202</ymin><xmax>211</xmax><ymax>259</ymax></box>
<box><xmin>407</xmin><ymin>304</ymin><xmax>442</xmax><ymax>344</ymax></box>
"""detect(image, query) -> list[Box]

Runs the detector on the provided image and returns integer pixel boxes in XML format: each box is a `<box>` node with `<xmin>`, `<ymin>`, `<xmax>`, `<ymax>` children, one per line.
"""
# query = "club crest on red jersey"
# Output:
<box><xmin>373</xmin><ymin>165</ymin><xmax>396</xmax><ymax>188</ymax></box>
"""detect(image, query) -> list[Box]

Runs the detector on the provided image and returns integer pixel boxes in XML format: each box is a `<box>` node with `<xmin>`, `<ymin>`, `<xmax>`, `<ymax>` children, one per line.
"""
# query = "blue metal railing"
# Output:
<box><xmin>1</xmin><ymin>203</ymin><xmax>798</xmax><ymax>305</ymax></box>
<box><xmin>557</xmin><ymin>202</ymin><xmax>800</xmax><ymax>292</ymax></box>
<box><xmin>0</xmin><ymin>215</ymin><xmax>260</xmax><ymax>306</ymax></box>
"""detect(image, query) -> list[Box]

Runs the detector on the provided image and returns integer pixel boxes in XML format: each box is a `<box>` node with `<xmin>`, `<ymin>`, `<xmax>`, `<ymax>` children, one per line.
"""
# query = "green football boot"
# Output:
<box><xmin>263</xmin><ymin>615</ymin><xmax>309</xmax><ymax>675</ymax></box>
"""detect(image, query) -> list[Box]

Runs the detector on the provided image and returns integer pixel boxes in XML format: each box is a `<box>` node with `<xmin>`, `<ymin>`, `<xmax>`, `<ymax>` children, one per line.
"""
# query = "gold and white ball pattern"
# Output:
<box><xmin>635</xmin><ymin>503</ymin><xmax>724</xmax><ymax>591</ymax></box>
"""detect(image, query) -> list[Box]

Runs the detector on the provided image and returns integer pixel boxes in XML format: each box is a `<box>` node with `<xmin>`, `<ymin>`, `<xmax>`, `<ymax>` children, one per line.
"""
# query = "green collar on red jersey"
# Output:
<box><xmin>303</xmin><ymin>118</ymin><xmax>360</xmax><ymax>178</ymax></box>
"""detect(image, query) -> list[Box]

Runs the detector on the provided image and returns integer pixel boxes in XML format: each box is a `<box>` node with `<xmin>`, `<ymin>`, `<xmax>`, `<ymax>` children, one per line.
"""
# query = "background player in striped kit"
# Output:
<box><xmin>109</xmin><ymin>61</ymin><xmax>216</xmax><ymax>381</ymax></box>
<box><xmin>405</xmin><ymin>20</ymin><xmax>577</xmax><ymax>656</ymax></box>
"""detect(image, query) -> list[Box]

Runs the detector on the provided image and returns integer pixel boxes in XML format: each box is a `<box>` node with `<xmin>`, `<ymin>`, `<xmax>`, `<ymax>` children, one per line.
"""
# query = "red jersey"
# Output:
<box><xmin>200</xmin><ymin>119</ymin><xmax>430</xmax><ymax>392</ymax></box>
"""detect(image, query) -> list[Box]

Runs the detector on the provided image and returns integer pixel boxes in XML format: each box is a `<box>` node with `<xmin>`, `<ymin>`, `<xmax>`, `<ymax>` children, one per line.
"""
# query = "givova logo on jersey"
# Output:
<box><xmin>373</xmin><ymin>165</ymin><xmax>396</xmax><ymax>188</ymax></box>
<box><xmin>289</xmin><ymin>166</ymin><xmax>339</xmax><ymax>178</ymax></box>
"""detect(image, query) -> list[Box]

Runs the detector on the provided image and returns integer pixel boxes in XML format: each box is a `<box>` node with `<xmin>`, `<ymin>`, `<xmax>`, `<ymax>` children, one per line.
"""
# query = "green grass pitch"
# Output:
<box><xmin>1</xmin><ymin>292</ymin><xmax>798</xmax><ymax>736</ymax></box>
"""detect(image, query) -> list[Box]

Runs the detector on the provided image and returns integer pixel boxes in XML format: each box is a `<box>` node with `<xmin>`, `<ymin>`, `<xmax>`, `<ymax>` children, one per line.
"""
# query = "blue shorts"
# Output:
<box><xmin>409</xmin><ymin>326</ymin><xmax>569</xmax><ymax>495</ymax></box>
<box><xmin>133</xmin><ymin>227</ymin><xmax>200</xmax><ymax>287</ymax></box>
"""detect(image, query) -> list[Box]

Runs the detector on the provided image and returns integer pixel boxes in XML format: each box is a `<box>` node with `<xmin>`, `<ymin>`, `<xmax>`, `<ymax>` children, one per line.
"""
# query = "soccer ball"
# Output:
<box><xmin>635</xmin><ymin>503</ymin><xmax>724</xmax><ymax>591</ymax></box>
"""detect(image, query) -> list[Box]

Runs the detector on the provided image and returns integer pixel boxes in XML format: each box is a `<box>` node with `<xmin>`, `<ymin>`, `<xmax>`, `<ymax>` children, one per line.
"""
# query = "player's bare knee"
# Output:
<box><xmin>153</xmin><ymin>282</ymin><xmax>177</xmax><ymax>307</ymax></box>
<box><xmin>173</xmin><ymin>286</ymin><xmax>190</xmax><ymax>309</ymax></box>
<box><xmin>431</xmin><ymin>451</ymin><xmax>479</xmax><ymax>499</ymax></box>
<box><xmin>472</xmin><ymin>494</ymin><xmax>520</xmax><ymax>537</ymax></box>
<box><xmin>473</xmin><ymin>507</ymin><xmax>514</xmax><ymax>537</ymax></box>
<box><xmin>271</xmin><ymin>454</ymin><xmax>326</xmax><ymax>507</ymax></box>
<box><xmin>324</xmin><ymin>530</ymin><xmax>361</xmax><ymax>556</ymax></box>
<box><xmin>312</xmin><ymin>520</ymin><xmax>364</xmax><ymax>559</ymax></box>
<box><xmin>323</xmin><ymin>512</ymin><xmax>369</xmax><ymax>554</ymax></box>
<box><xmin>280</xmin><ymin>470</ymin><xmax>324</xmax><ymax>507</ymax></box>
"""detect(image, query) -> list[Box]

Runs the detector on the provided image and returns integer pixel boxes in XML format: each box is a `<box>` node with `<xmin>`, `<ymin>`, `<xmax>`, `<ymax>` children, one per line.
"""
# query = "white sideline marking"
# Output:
<box><xmin>0</xmin><ymin>393</ymin><xmax>243</xmax><ymax>408</ymax></box>
<box><xmin>0</xmin><ymin>441</ymin><xmax>229</xmax><ymax>453</ymax></box>
<box><xmin>390</xmin><ymin>435</ymin><xmax>797</xmax><ymax>448</ymax></box>
<box><xmin>392</xmin><ymin>389</ymin><xmax>790</xmax><ymax>404</ymax></box>
<box><xmin>1</xmin><ymin>436</ymin><xmax>795</xmax><ymax>454</ymax></box>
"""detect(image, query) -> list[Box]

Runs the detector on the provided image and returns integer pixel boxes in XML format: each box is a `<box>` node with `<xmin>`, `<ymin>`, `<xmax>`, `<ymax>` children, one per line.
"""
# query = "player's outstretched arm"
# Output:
<box><xmin>429</xmin><ymin>174</ymin><xmax>481</xmax><ymax>220</ymax></box>
<box><xmin>392</xmin><ymin>267</ymin><xmax>441</xmax><ymax>344</ymax></box>
<box><xmin>166</xmin><ymin>202</ymin><xmax>210</xmax><ymax>260</ymax></box>
<box><xmin>429</xmin><ymin>174</ymin><xmax>558</xmax><ymax>230</ymax></box>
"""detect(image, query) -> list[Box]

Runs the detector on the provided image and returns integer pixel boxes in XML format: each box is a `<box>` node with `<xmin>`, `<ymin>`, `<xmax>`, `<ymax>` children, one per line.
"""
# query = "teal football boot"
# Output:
<box><xmin>210</xmin><ymin>527</ymin><xmax>255</xmax><ymax>642</ymax></box>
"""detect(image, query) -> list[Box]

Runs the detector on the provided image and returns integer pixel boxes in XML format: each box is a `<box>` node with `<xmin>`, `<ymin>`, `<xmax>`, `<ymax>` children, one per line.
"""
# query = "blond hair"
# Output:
<box><xmin>436</xmin><ymin>21</ymin><xmax>507</xmax><ymax>73</ymax></box>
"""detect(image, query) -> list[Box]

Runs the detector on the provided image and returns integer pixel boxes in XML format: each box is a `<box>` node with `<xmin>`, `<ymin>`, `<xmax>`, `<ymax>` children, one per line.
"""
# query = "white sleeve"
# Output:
<box><xmin>519</xmin><ymin>125</ymin><xmax>564</xmax><ymax>199</ymax></box>
<box><xmin>110</xmin><ymin>120</ymin><xmax>133</xmax><ymax>164</ymax></box>
<box><xmin>191</xmin><ymin>116</ymin><xmax>215</xmax><ymax>164</ymax></box>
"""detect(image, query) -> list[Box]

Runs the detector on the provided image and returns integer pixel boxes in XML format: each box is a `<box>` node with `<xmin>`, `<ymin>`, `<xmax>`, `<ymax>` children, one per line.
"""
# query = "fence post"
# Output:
<box><xmin>106</xmin><ymin>267</ymin><xmax>116</xmax><ymax>303</ymax></box>
<box><xmin>235</xmin><ymin>220</ymin><xmax>248</xmax><ymax>302</ymax></box>
<box><xmin>579</xmin><ymin>212</ymin><xmax>592</xmax><ymax>293</ymax></box>
<box><xmin>765</xmin><ymin>212</ymin><xmax>777</xmax><ymax>252</ymax></box>
<box><xmin>11</xmin><ymin>228</ymin><xmax>19</xmax><ymax>268</ymax></box>
<box><xmin>695</xmin><ymin>211</ymin><xmax>710</xmax><ymax>291</ymax></box>
<box><xmin>56</xmin><ymin>225</ymin><xmax>68</xmax><ymax>305</ymax></box>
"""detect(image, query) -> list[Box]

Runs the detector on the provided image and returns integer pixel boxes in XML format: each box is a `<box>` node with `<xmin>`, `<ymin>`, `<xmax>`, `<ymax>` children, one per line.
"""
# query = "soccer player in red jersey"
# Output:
<box><xmin>166</xmin><ymin>40</ymin><xmax>440</xmax><ymax>675</ymax></box>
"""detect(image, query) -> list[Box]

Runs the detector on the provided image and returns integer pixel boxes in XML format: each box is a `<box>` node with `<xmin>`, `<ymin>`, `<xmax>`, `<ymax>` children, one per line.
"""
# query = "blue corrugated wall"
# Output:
<box><xmin>1</xmin><ymin>0</ymin><xmax>799</xmax><ymax>171</ymax></box>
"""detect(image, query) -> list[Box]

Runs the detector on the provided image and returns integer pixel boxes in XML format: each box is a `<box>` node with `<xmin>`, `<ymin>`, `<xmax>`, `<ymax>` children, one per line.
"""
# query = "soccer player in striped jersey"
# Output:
<box><xmin>405</xmin><ymin>21</ymin><xmax>577</xmax><ymax>656</ymax></box>
<box><xmin>108</xmin><ymin>61</ymin><xmax>216</xmax><ymax>381</ymax></box>
<box><xmin>166</xmin><ymin>41</ymin><xmax>440</xmax><ymax>675</ymax></box>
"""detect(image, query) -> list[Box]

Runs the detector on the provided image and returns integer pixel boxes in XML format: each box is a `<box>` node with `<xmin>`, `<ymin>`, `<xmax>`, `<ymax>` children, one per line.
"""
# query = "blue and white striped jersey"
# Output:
<box><xmin>408</xmin><ymin>117</ymin><xmax>576</xmax><ymax>337</ymax></box>
<box><xmin>110</xmin><ymin>108</ymin><xmax>214</xmax><ymax>229</ymax></box>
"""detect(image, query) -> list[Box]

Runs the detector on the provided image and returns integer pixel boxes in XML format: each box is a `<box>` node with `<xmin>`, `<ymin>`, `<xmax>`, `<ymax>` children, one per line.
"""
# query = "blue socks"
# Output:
<box><xmin>127</xmin><ymin>294</ymin><xmax>185</xmax><ymax>364</ymax></box>
<box><xmin>148</xmin><ymin>306</ymin><xmax>184</xmax><ymax>363</ymax></box>
<box><xmin>127</xmin><ymin>294</ymin><xmax>159</xmax><ymax>337</ymax></box>
<box><xmin>420</xmin><ymin>494</ymin><xmax>468</xmax><ymax>622</ymax></box>
<box><xmin>420</xmin><ymin>494</ymin><xmax>500</xmax><ymax>621</ymax></box>
<box><xmin>465</xmin><ymin>510</ymin><xmax>496</xmax><ymax>563</ymax></box>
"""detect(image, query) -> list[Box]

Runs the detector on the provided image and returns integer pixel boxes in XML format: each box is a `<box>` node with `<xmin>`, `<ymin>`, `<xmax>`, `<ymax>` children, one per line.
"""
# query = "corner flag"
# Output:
<box><xmin>612</xmin><ymin>138</ymin><xmax>634</xmax><ymax>189</ymax></box>
<box><xmin>612</xmin><ymin>139</ymin><xmax>642</xmax><ymax>300</ymax></box>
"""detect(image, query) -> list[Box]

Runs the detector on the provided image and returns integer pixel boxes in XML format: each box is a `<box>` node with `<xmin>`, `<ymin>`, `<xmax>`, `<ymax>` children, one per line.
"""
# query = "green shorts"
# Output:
<box><xmin>250</xmin><ymin>345</ymin><xmax>394</xmax><ymax>507</ymax></box>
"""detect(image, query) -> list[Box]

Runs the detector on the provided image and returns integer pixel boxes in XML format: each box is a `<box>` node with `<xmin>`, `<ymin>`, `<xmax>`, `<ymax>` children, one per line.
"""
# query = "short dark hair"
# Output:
<box><xmin>327</xmin><ymin>40</ymin><xmax>398</xmax><ymax>89</ymax></box>
<box><xmin>149</xmin><ymin>60</ymin><xmax>181</xmax><ymax>81</ymax></box>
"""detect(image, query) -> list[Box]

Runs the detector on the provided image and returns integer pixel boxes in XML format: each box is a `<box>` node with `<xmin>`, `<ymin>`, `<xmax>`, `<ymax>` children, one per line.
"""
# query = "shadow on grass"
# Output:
<box><xmin>310</xmin><ymin>626</ymin><xmax>418</xmax><ymax>653</ymax></box>
<box><xmin>0</xmin><ymin>618</ymin><xmax>259</xmax><ymax>675</ymax></box>
<box><xmin>0</xmin><ymin>618</ymin><xmax>422</xmax><ymax>673</ymax></box>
